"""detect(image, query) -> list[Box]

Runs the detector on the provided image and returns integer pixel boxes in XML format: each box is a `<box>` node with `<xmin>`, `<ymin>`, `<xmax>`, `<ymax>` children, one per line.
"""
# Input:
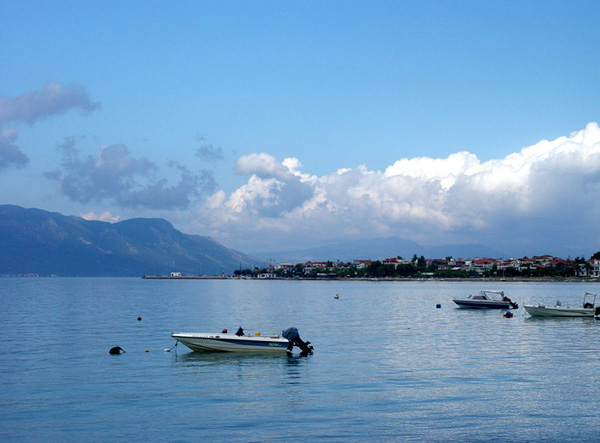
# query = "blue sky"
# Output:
<box><xmin>1</xmin><ymin>1</ymin><xmax>600</xmax><ymax>257</ymax></box>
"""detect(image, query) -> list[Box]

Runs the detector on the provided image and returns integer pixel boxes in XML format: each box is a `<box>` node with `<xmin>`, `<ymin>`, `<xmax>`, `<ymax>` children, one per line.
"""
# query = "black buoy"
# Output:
<box><xmin>137</xmin><ymin>316</ymin><xmax>142</xmax><ymax>321</ymax></box>
<box><xmin>109</xmin><ymin>346</ymin><xmax>126</xmax><ymax>355</ymax></box>
<box><xmin>436</xmin><ymin>304</ymin><xmax>441</xmax><ymax>309</ymax></box>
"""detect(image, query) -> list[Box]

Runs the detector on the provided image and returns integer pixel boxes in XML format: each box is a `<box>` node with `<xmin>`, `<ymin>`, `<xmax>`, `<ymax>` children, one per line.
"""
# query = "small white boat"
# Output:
<box><xmin>171</xmin><ymin>327</ymin><xmax>313</xmax><ymax>354</ymax></box>
<box><xmin>453</xmin><ymin>290</ymin><xmax>518</xmax><ymax>309</ymax></box>
<box><xmin>171</xmin><ymin>332</ymin><xmax>290</xmax><ymax>352</ymax></box>
<box><xmin>524</xmin><ymin>292</ymin><xmax>598</xmax><ymax>317</ymax></box>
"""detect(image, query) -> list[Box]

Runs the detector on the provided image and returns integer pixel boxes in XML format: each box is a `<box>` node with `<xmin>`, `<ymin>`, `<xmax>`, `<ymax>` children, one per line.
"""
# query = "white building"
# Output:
<box><xmin>590</xmin><ymin>259</ymin><xmax>600</xmax><ymax>278</ymax></box>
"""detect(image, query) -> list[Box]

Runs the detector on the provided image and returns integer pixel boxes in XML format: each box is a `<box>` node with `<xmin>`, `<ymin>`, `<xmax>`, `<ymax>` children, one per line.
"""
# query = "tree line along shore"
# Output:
<box><xmin>230</xmin><ymin>253</ymin><xmax>600</xmax><ymax>280</ymax></box>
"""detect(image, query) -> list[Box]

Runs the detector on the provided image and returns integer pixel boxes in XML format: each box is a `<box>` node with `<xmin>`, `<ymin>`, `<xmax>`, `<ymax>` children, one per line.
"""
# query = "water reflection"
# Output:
<box><xmin>172</xmin><ymin>349</ymin><xmax>312</xmax><ymax>385</ymax></box>
<box><xmin>283</xmin><ymin>353</ymin><xmax>309</xmax><ymax>385</ymax></box>
<box><xmin>174</xmin><ymin>350</ymin><xmax>288</xmax><ymax>366</ymax></box>
<box><xmin>7</xmin><ymin>278</ymin><xmax>600</xmax><ymax>442</ymax></box>
<box><xmin>524</xmin><ymin>315</ymin><xmax>598</xmax><ymax>324</ymax></box>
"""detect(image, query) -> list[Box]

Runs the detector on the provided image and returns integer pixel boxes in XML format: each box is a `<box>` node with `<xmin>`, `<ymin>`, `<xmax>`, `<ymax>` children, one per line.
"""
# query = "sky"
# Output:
<box><xmin>1</xmin><ymin>1</ymin><xmax>600</xmax><ymax>258</ymax></box>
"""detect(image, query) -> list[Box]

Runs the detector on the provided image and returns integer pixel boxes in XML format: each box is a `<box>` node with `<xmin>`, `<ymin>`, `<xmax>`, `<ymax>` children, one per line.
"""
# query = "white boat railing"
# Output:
<box><xmin>583</xmin><ymin>292</ymin><xmax>597</xmax><ymax>308</ymax></box>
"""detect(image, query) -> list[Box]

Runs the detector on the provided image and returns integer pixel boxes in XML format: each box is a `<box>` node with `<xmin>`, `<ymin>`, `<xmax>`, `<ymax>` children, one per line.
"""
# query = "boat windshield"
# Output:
<box><xmin>470</xmin><ymin>290</ymin><xmax>504</xmax><ymax>301</ymax></box>
<box><xmin>583</xmin><ymin>292</ymin><xmax>597</xmax><ymax>308</ymax></box>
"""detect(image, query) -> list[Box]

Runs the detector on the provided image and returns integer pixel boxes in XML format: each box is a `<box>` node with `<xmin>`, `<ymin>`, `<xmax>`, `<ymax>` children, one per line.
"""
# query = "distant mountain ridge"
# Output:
<box><xmin>251</xmin><ymin>237</ymin><xmax>507</xmax><ymax>263</ymax></box>
<box><xmin>0</xmin><ymin>205</ymin><xmax>262</xmax><ymax>276</ymax></box>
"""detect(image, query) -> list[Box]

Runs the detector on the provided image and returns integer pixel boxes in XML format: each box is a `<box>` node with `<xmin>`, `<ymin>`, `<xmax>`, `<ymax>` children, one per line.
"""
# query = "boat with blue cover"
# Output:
<box><xmin>453</xmin><ymin>290</ymin><xmax>518</xmax><ymax>309</ymax></box>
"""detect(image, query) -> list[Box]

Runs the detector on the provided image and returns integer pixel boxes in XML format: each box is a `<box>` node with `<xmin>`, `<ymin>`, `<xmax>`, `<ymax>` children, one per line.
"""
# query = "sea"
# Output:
<box><xmin>2</xmin><ymin>278</ymin><xmax>600</xmax><ymax>442</ymax></box>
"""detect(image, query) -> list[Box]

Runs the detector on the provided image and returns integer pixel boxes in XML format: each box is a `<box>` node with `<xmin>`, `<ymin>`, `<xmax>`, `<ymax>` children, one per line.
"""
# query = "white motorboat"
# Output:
<box><xmin>171</xmin><ymin>327</ymin><xmax>313</xmax><ymax>354</ymax></box>
<box><xmin>453</xmin><ymin>290</ymin><xmax>518</xmax><ymax>309</ymax></box>
<box><xmin>524</xmin><ymin>292</ymin><xmax>598</xmax><ymax>317</ymax></box>
<box><xmin>171</xmin><ymin>332</ymin><xmax>290</xmax><ymax>352</ymax></box>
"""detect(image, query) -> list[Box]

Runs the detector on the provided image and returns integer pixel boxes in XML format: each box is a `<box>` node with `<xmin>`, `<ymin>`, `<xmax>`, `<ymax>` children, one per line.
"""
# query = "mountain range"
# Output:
<box><xmin>1</xmin><ymin>205</ymin><xmax>541</xmax><ymax>277</ymax></box>
<box><xmin>0</xmin><ymin>205</ymin><xmax>262</xmax><ymax>276</ymax></box>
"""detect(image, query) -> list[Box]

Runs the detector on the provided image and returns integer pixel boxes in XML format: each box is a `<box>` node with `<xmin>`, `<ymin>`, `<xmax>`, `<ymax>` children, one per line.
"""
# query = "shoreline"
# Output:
<box><xmin>142</xmin><ymin>275</ymin><xmax>600</xmax><ymax>283</ymax></box>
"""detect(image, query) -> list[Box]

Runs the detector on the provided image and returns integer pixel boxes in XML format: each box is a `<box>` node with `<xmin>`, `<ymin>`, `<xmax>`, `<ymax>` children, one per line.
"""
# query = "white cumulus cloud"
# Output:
<box><xmin>191</xmin><ymin>123</ymin><xmax>600</xmax><ymax>255</ymax></box>
<box><xmin>80</xmin><ymin>211</ymin><xmax>121</xmax><ymax>223</ymax></box>
<box><xmin>235</xmin><ymin>152</ymin><xmax>295</xmax><ymax>181</ymax></box>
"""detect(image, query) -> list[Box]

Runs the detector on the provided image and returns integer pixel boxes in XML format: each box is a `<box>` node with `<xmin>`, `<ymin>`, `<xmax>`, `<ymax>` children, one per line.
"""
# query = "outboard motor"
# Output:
<box><xmin>282</xmin><ymin>327</ymin><xmax>314</xmax><ymax>355</ymax></box>
<box><xmin>595</xmin><ymin>306</ymin><xmax>600</xmax><ymax>317</ymax></box>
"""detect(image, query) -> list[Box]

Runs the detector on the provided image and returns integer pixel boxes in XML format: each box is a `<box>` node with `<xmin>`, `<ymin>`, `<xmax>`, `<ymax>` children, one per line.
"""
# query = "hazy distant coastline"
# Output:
<box><xmin>141</xmin><ymin>274</ymin><xmax>599</xmax><ymax>283</ymax></box>
<box><xmin>3</xmin><ymin>205</ymin><xmax>599</xmax><ymax>279</ymax></box>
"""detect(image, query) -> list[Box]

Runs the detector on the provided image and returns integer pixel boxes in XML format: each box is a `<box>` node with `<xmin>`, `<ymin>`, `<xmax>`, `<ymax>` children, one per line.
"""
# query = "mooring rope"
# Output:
<box><xmin>164</xmin><ymin>341</ymin><xmax>178</xmax><ymax>352</ymax></box>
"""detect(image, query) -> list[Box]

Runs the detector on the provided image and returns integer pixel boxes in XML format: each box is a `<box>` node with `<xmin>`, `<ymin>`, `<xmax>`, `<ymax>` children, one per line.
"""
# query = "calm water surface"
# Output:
<box><xmin>2</xmin><ymin>278</ymin><xmax>600</xmax><ymax>442</ymax></box>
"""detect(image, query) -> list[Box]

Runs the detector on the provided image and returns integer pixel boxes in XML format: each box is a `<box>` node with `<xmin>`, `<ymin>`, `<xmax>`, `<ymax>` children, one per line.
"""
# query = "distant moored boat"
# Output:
<box><xmin>453</xmin><ymin>290</ymin><xmax>518</xmax><ymax>309</ymax></box>
<box><xmin>524</xmin><ymin>292</ymin><xmax>598</xmax><ymax>317</ymax></box>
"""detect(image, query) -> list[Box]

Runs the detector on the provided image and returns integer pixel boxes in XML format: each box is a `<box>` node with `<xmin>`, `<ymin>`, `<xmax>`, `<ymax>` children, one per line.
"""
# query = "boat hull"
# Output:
<box><xmin>523</xmin><ymin>305</ymin><xmax>595</xmax><ymax>317</ymax></box>
<box><xmin>453</xmin><ymin>299</ymin><xmax>514</xmax><ymax>309</ymax></box>
<box><xmin>171</xmin><ymin>332</ymin><xmax>290</xmax><ymax>353</ymax></box>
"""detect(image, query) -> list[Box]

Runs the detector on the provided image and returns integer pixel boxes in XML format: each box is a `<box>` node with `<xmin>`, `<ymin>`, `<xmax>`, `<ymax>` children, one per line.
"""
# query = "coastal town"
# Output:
<box><xmin>233</xmin><ymin>253</ymin><xmax>600</xmax><ymax>280</ymax></box>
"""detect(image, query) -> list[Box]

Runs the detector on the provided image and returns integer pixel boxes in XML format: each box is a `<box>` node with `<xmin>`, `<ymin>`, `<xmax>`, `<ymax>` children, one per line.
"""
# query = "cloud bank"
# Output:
<box><xmin>0</xmin><ymin>127</ymin><xmax>28</xmax><ymax>170</ymax></box>
<box><xmin>196</xmin><ymin>143</ymin><xmax>224</xmax><ymax>162</ymax></box>
<box><xmin>192</xmin><ymin>123</ymin><xmax>600</xmax><ymax>255</ymax></box>
<box><xmin>46</xmin><ymin>138</ymin><xmax>217</xmax><ymax>210</ymax></box>
<box><xmin>0</xmin><ymin>81</ymin><xmax>100</xmax><ymax>126</ymax></box>
<box><xmin>0</xmin><ymin>82</ymin><xmax>99</xmax><ymax>172</ymax></box>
